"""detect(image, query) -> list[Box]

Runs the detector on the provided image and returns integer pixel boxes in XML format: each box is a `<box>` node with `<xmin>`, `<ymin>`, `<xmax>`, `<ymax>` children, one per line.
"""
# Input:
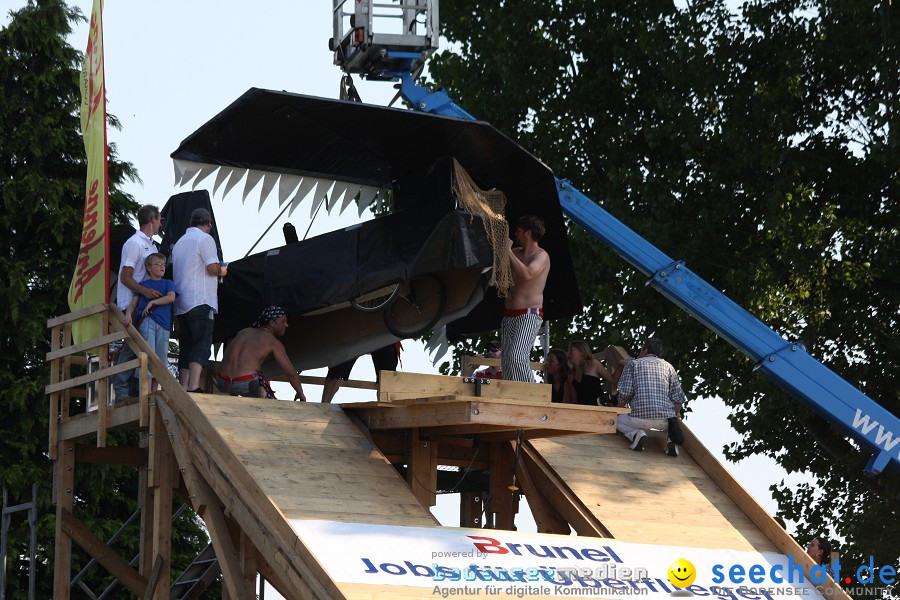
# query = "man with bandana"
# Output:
<box><xmin>215</xmin><ymin>306</ymin><xmax>306</xmax><ymax>400</ymax></box>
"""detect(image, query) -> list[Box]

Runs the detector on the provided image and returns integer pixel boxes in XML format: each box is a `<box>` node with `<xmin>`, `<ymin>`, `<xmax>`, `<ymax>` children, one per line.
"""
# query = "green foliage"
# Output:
<box><xmin>0</xmin><ymin>1</ymin><xmax>207</xmax><ymax>597</ymax></box>
<box><xmin>430</xmin><ymin>0</ymin><xmax>898</xmax><ymax>582</ymax></box>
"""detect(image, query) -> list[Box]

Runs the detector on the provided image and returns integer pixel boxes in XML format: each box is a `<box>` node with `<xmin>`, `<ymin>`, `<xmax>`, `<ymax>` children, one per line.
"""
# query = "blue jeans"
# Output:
<box><xmin>136</xmin><ymin>318</ymin><xmax>170</xmax><ymax>380</ymax></box>
<box><xmin>113</xmin><ymin>341</ymin><xmax>136</xmax><ymax>401</ymax></box>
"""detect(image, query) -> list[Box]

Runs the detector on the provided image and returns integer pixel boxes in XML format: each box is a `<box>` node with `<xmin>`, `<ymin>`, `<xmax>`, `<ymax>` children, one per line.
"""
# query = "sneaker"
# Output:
<box><xmin>629</xmin><ymin>430</ymin><xmax>647</xmax><ymax>451</ymax></box>
<box><xmin>666</xmin><ymin>440</ymin><xmax>679</xmax><ymax>457</ymax></box>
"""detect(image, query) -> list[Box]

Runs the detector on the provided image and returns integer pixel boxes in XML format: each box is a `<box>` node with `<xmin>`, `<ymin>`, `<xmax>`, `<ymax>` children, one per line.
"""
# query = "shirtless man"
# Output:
<box><xmin>215</xmin><ymin>306</ymin><xmax>307</xmax><ymax>400</ymax></box>
<box><xmin>502</xmin><ymin>215</ymin><xmax>551</xmax><ymax>382</ymax></box>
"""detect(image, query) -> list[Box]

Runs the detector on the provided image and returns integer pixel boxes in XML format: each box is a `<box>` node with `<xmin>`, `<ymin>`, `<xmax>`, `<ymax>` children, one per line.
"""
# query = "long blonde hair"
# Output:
<box><xmin>568</xmin><ymin>340</ymin><xmax>594</xmax><ymax>369</ymax></box>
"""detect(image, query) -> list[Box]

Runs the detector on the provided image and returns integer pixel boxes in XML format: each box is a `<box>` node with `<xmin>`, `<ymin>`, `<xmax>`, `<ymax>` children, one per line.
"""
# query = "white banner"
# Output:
<box><xmin>290</xmin><ymin>520</ymin><xmax>829</xmax><ymax>599</ymax></box>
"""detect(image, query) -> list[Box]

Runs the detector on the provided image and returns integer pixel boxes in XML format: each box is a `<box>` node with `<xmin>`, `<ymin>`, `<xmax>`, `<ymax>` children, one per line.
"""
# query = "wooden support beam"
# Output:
<box><xmin>52</xmin><ymin>440</ymin><xmax>74</xmax><ymax>600</ymax></box>
<box><xmin>48</xmin><ymin>324</ymin><xmax>61</xmax><ymax>461</ymax></box>
<box><xmin>681</xmin><ymin>424</ymin><xmax>850</xmax><ymax>599</ymax></box>
<box><xmin>149</xmin><ymin>407</ymin><xmax>173</xmax><ymax>599</ymax></box>
<box><xmin>74</xmin><ymin>444</ymin><xmax>146</xmax><ymax>465</ymax></box>
<box><xmin>460</xmin><ymin>491</ymin><xmax>485</xmax><ymax>528</ymax></box>
<box><xmin>511</xmin><ymin>442</ymin><xmax>570</xmax><ymax>535</ymax></box>
<box><xmin>519</xmin><ymin>440</ymin><xmax>612</xmax><ymax>538</ymax></box>
<box><xmin>58</xmin><ymin>400</ymin><xmax>141</xmax><ymax>441</ymax></box>
<box><xmin>488</xmin><ymin>442</ymin><xmax>519</xmax><ymax>530</ymax></box>
<box><xmin>347</xmin><ymin>397</ymin><xmax>620</xmax><ymax>434</ymax></box>
<box><xmin>138</xmin><ymin>442</ymin><xmax>154</xmax><ymax>579</ymax></box>
<box><xmin>59</xmin><ymin>508</ymin><xmax>148</xmax><ymax>596</ymax></box>
<box><xmin>406</xmin><ymin>428</ymin><xmax>437</xmax><ymax>508</ymax></box>
<box><xmin>158</xmin><ymin>397</ymin><xmax>261</xmax><ymax>600</ymax></box>
<box><xmin>143</xmin><ymin>555</ymin><xmax>164</xmax><ymax>600</ymax></box>
<box><xmin>46</xmin><ymin>303</ymin><xmax>109</xmax><ymax>327</ymax></box>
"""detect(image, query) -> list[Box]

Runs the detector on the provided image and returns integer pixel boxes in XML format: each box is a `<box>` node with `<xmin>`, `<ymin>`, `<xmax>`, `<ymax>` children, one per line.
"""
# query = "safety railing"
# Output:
<box><xmin>45</xmin><ymin>304</ymin><xmax>171</xmax><ymax>457</ymax></box>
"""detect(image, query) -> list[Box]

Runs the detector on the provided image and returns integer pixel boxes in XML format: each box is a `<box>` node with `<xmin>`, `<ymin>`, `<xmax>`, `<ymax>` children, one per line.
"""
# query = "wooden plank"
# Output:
<box><xmin>162</xmin><ymin>394</ymin><xmax>362</xmax><ymax>598</ymax></box>
<box><xmin>681</xmin><ymin>424</ymin><xmax>848</xmax><ymax>598</ymax></box>
<box><xmin>150</xmin><ymin>408</ymin><xmax>173</xmax><ymax>599</ymax></box>
<box><xmin>488</xmin><ymin>442</ymin><xmax>518</xmax><ymax>530</ymax></box>
<box><xmin>519</xmin><ymin>442</ymin><xmax>611</xmax><ymax>538</ymax></box>
<box><xmin>60</xmin><ymin>508</ymin><xmax>148</xmax><ymax>596</ymax></box>
<box><xmin>406</xmin><ymin>429</ymin><xmax>437</xmax><ymax>508</ymax></box>
<box><xmin>45</xmin><ymin>331</ymin><xmax>124</xmax><ymax>362</ymax></box>
<box><xmin>46</xmin><ymin>303</ymin><xmax>109</xmax><ymax>327</ymax></box>
<box><xmin>348</xmin><ymin>399</ymin><xmax>619</xmax><ymax>433</ymax></box>
<box><xmin>512</xmin><ymin>441</ymin><xmax>570</xmax><ymax>535</ymax></box>
<box><xmin>378</xmin><ymin>371</ymin><xmax>551</xmax><ymax>403</ymax></box>
<box><xmin>49</xmin><ymin>324</ymin><xmax>61</xmax><ymax>461</ymax></box>
<box><xmin>460</xmin><ymin>492</ymin><xmax>484</xmax><ymax>528</ymax></box>
<box><xmin>58</xmin><ymin>401</ymin><xmax>141</xmax><ymax>441</ymax></box>
<box><xmin>74</xmin><ymin>445</ymin><xmax>146</xmax><ymax>465</ymax></box>
<box><xmin>44</xmin><ymin>358</ymin><xmax>139</xmax><ymax>394</ymax></box>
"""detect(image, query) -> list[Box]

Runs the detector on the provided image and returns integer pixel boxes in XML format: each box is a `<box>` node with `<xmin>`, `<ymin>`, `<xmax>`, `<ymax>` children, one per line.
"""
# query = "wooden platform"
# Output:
<box><xmin>528</xmin><ymin>430</ymin><xmax>778</xmax><ymax>552</ymax></box>
<box><xmin>192</xmin><ymin>394</ymin><xmax>438</xmax><ymax>528</ymax></box>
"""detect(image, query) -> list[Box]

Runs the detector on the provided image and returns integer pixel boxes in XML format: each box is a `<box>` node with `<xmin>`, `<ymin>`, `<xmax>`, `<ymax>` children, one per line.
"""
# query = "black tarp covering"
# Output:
<box><xmin>171</xmin><ymin>89</ymin><xmax>582</xmax><ymax>336</ymax></box>
<box><xmin>216</xmin><ymin>208</ymin><xmax>492</xmax><ymax>340</ymax></box>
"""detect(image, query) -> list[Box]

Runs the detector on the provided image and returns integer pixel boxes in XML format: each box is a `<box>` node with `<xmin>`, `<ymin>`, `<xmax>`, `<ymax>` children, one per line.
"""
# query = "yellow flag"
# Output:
<box><xmin>68</xmin><ymin>0</ymin><xmax>109</xmax><ymax>345</ymax></box>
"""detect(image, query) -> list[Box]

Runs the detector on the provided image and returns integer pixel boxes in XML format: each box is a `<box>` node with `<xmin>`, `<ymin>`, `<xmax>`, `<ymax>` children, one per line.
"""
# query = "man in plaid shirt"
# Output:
<box><xmin>615</xmin><ymin>337</ymin><xmax>685</xmax><ymax>456</ymax></box>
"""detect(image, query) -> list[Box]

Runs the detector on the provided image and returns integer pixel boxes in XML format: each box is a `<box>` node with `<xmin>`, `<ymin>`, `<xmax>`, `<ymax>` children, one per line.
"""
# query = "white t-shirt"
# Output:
<box><xmin>172</xmin><ymin>227</ymin><xmax>220</xmax><ymax>315</ymax></box>
<box><xmin>116</xmin><ymin>230</ymin><xmax>156</xmax><ymax>310</ymax></box>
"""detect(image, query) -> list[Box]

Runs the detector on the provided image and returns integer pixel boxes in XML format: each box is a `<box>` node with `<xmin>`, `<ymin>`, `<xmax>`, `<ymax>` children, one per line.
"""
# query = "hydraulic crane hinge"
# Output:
<box><xmin>647</xmin><ymin>261</ymin><xmax>685</xmax><ymax>286</ymax></box>
<box><xmin>752</xmin><ymin>342</ymin><xmax>801</xmax><ymax>373</ymax></box>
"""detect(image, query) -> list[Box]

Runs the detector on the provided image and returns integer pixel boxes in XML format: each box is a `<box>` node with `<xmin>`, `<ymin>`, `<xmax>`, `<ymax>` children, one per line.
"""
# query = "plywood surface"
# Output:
<box><xmin>529</xmin><ymin>431</ymin><xmax>778</xmax><ymax>553</ymax></box>
<box><xmin>192</xmin><ymin>394</ymin><xmax>438</xmax><ymax>527</ymax></box>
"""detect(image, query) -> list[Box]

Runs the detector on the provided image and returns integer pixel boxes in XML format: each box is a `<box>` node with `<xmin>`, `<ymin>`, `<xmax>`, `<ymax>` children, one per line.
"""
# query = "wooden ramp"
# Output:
<box><xmin>159</xmin><ymin>391</ymin><xmax>438</xmax><ymax>599</ymax></box>
<box><xmin>191</xmin><ymin>394</ymin><xmax>438</xmax><ymax>527</ymax></box>
<box><xmin>527</xmin><ymin>425</ymin><xmax>779</xmax><ymax>552</ymax></box>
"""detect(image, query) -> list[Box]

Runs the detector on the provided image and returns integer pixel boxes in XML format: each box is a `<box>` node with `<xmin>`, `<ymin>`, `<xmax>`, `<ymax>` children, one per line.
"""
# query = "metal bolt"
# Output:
<box><xmin>791</xmin><ymin>346</ymin><xmax>797</xmax><ymax>352</ymax></box>
<box><xmin>540</xmin><ymin>414</ymin><xmax>548</xmax><ymax>421</ymax></box>
<box><xmin>418</xmin><ymin>101</ymin><xmax>426</xmax><ymax>109</ymax></box>
<box><xmin>660</xmin><ymin>271</ymin><xmax>666</xmax><ymax>277</ymax></box>
<box><xmin>675</xmin><ymin>264</ymin><xmax>682</xmax><ymax>270</ymax></box>
<box><xmin>769</xmin><ymin>356</ymin><xmax>775</xmax><ymax>362</ymax></box>
<box><xmin>66</xmin><ymin>488</ymin><xmax>71</xmax><ymax>494</ymax></box>
<box><xmin>609</xmin><ymin>419</ymin><xmax>615</xmax><ymax>426</ymax></box>
<box><xmin>66</xmin><ymin>466</ymin><xmax>72</xmax><ymax>472</ymax></box>
<box><xmin>422</xmin><ymin>441</ymin><xmax>429</xmax><ymax>448</ymax></box>
<box><xmin>560</xmin><ymin>182</ymin><xmax>568</xmax><ymax>189</ymax></box>
<box><xmin>179</xmin><ymin>467</ymin><xmax>186</xmax><ymax>473</ymax></box>
<box><xmin>472</xmin><ymin>408</ymin><xmax>480</xmax><ymax>415</ymax></box>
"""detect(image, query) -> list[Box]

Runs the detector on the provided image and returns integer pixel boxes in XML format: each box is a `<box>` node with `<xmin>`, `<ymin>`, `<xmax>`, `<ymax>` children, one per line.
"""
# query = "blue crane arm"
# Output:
<box><xmin>398</xmin><ymin>71</ymin><xmax>899</xmax><ymax>476</ymax></box>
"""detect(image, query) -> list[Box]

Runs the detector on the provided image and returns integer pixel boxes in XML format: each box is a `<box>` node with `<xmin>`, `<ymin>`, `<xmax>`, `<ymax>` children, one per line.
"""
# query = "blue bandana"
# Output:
<box><xmin>253</xmin><ymin>305</ymin><xmax>286</xmax><ymax>328</ymax></box>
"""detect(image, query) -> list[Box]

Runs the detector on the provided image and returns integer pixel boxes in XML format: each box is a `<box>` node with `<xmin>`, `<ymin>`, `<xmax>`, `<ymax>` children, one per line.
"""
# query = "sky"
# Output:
<box><xmin>3</xmin><ymin>0</ymin><xmax>816</xmax><ymax>593</ymax></box>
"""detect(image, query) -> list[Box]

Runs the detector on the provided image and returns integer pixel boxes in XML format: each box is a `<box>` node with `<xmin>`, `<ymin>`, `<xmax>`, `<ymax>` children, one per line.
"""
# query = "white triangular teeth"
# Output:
<box><xmin>241</xmin><ymin>170</ymin><xmax>264</xmax><ymax>204</ymax></box>
<box><xmin>340</xmin><ymin>184</ymin><xmax>362</xmax><ymax>215</ymax></box>
<box><xmin>221</xmin><ymin>167</ymin><xmax>247</xmax><ymax>199</ymax></box>
<box><xmin>288</xmin><ymin>177</ymin><xmax>318</xmax><ymax>217</ymax></box>
<box><xmin>278</xmin><ymin>174</ymin><xmax>303</xmax><ymax>206</ymax></box>
<box><xmin>258</xmin><ymin>172</ymin><xmax>279</xmax><ymax>210</ymax></box>
<box><xmin>357</xmin><ymin>186</ymin><xmax>379</xmax><ymax>216</ymax></box>
<box><xmin>191</xmin><ymin>165</ymin><xmax>218</xmax><ymax>190</ymax></box>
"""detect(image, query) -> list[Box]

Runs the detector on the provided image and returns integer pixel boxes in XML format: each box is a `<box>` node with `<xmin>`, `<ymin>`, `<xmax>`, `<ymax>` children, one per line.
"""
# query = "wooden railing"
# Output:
<box><xmin>45</xmin><ymin>304</ymin><xmax>173</xmax><ymax>457</ymax></box>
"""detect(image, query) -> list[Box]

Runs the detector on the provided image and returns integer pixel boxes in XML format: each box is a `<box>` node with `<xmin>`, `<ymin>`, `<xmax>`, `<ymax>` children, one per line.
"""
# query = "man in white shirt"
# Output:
<box><xmin>172</xmin><ymin>208</ymin><xmax>227</xmax><ymax>392</ymax></box>
<box><xmin>113</xmin><ymin>205</ymin><xmax>162</xmax><ymax>402</ymax></box>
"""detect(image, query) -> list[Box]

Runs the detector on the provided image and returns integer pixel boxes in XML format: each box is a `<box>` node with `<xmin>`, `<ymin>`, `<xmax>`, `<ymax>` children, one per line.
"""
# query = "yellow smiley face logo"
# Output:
<box><xmin>667</xmin><ymin>558</ymin><xmax>697</xmax><ymax>588</ymax></box>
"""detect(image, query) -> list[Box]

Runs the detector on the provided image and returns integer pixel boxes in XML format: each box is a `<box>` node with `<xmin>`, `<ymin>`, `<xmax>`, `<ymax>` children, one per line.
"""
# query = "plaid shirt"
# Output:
<box><xmin>617</xmin><ymin>354</ymin><xmax>685</xmax><ymax>419</ymax></box>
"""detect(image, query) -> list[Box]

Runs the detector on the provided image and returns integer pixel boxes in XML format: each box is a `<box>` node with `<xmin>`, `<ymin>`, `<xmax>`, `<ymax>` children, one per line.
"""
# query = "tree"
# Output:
<box><xmin>429</xmin><ymin>0</ymin><xmax>898</xmax><ymax>583</ymax></box>
<box><xmin>0</xmin><ymin>1</ymin><xmax>209</xmax><ymax>596</ymax></box>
